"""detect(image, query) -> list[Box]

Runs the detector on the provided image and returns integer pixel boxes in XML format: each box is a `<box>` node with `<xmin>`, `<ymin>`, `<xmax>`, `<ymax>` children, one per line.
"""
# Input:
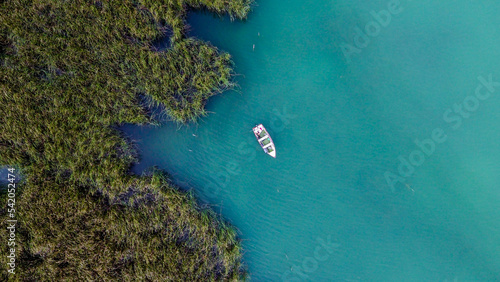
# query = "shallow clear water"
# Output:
<box><xmin>121</xmin><ymin>0</ymin><xmax>500</xmax><ymax>280</ymax></box>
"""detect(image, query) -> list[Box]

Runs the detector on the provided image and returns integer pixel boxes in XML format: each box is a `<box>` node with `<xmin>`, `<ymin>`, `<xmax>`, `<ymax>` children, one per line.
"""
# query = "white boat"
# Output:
<box><xmin>252</xmin><ymin>124</ymin><xmax>276</xmax><ymax>158</ymax></box>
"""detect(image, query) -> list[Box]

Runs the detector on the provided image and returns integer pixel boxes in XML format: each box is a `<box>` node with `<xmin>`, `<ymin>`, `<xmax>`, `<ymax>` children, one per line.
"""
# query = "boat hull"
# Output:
<box><xmin>252</xmin><ymin>124</ymin><xmax>276</xmax><ymax>158</ymax></box>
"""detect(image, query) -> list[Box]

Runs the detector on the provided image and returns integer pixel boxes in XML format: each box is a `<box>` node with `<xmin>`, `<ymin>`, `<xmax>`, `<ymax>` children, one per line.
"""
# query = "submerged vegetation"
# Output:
<box><xmin>0</xmin><ymin>0</ymin><xmax>251</xmax><ymax>280</ymax></box>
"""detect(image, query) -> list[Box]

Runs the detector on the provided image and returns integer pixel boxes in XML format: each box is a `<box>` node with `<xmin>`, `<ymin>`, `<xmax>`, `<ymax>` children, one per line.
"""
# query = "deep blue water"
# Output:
<box><xmin>122</xmin><ymin>0</ymin><xmax>500</xmax><ymax>280</ymax></box>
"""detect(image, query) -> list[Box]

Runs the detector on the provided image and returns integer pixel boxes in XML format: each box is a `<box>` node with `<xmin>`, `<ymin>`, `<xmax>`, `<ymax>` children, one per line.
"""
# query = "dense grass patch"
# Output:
<box><xmin>1</xmin><ymin>171</ymin><xmax>244</xmax><ymax>280</ymax></box>
<box><xmin>0</xmin><ymin>0</ymin><xmax>251</xmax><ymax>280</ymax></box>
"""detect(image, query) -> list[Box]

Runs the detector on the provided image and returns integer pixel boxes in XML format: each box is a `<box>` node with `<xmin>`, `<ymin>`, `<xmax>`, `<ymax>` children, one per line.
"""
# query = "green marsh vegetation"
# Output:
<box><xmin>0</xmin><ymin>0</ymin><xmax>252</xmax><ymax>280</ymax></box>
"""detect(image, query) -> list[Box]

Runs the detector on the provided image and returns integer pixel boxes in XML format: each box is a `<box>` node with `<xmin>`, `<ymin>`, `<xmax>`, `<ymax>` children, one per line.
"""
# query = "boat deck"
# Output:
<box><xmin>253</xmin><ymin>124</ymin><xmax>276</xmax><ymax>158</ymax></box>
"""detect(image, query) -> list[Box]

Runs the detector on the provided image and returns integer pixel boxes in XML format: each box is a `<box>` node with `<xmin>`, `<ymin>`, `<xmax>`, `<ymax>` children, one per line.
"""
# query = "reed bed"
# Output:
<box><xmin>0</xmin><ymin>0</ymin><xmax>251</xmax><ymax>280</ymax></box>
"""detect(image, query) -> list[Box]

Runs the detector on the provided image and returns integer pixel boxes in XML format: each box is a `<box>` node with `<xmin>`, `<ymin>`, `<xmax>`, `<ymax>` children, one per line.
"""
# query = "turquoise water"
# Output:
<box><xmin>122</xmin><ymin>0</ymin><xmax>500</xmax><ymax>280</ymax></box>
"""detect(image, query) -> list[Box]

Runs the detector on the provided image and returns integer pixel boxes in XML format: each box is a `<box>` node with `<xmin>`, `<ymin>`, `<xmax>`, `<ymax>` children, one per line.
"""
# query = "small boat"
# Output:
<box><xmin>252</xmin><ymin>124</ymin><xmax>276</xmax><ymax>158</ymax></box>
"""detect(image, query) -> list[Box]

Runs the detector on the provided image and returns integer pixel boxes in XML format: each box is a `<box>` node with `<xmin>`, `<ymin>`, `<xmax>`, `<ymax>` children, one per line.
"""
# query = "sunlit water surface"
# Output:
<box><xmin>122</xmin><ymin>0</ymin><xmax>500</xmax><ymax>280</ymax></box>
